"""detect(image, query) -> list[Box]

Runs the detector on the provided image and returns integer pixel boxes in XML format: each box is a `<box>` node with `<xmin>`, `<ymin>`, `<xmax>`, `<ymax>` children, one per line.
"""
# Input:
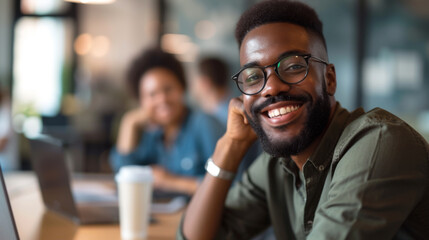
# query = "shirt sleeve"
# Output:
<box><xmin>109</xmin><ymin>132</ymin><xmax>158</xmax><ymax>173</ymax></box>
<box><xmin>177</xmin><ymin>153</ymin><xmax>272</xmax><ymax>240</ymax></box>
<box><xmin>308</xmin><ymin>119</ymin><xmax>429</xmax><ymax>239</ymax></box>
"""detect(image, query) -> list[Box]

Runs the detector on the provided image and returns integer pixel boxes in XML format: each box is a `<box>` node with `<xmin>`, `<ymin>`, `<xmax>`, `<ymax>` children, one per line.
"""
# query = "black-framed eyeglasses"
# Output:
<box><xmin>231</xmin><ymin>54</ymin><xmax>329</xmax><ymax>95</ymax></box>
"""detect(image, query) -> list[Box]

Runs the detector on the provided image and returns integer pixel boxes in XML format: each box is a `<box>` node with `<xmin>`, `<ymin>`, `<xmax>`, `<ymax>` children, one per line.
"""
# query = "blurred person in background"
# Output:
<box><xmin>110</xmin><ymin>48</ymin><xmax>224</xmax><ymax>195</ymax></box>
<box><xmin>193</xmin><ymin>56</ymin><xmax>262</xmax><ymax>182</ymax></box>
<box><xmin>192</xmin><ymin>56</ymin><xmax>232</xmax><ymax>127</ymax></box>
<box><xmin>0</xmin><ymin>86</ymin><xmax>18</xmax><ymax>171</ymax></box>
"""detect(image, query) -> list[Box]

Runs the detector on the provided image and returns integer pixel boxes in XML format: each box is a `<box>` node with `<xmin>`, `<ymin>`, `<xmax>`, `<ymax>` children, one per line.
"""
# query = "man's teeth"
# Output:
<box><xmin>268</xmin><ymin>105</ymin><xmax>300</xmax><ymax>118</ymax></box>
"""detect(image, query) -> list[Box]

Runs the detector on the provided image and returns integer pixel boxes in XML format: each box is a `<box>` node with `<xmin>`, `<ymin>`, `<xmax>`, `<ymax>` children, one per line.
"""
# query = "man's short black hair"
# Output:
<box><xmin>235</xmin><ymin>0</ymin><xmax>326</xmax><ymax>49</ymax></box>
<box><xmin>127</xmin><ymin>48</ymin><xmax>186</xmax><ymax>99</ymax></box>
<box><xmin>198</xmin><ymin>57</ymin><xmax>229</xmax><ymax>89</ymax></box>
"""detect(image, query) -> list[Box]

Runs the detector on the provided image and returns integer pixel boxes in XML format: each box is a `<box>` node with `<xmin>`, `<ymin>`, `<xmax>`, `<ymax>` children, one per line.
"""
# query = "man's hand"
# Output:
<box><xmin>182</xmin><ymin>96</ymin><xmax>258</xmax><ymax>239</ymax></box>
<box><xmin>225</xmin><ymin>96</ymin><xmax>258</xmax><ymax>143</ymax></box>
<box><xmin>211</xmin><ymin>96</ymin><xmax>258</xmax><ymax>172</ymax></box>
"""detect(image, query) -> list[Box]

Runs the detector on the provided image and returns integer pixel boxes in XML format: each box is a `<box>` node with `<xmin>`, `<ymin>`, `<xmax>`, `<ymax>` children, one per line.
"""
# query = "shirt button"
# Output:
<box><xmin>305</xmin><ymin>220</ymin><xmax>313</xmax><ymax>232</ymax></box>
<box><xmin>306</xmin><ymin>178</ymin><xmax>312</xmax><ymax>185</ymax></box>
<box><xmin>180</xmin><ymin>157</ymin><xmax>193</xmax><ymax>170</ymax></box>
<box><xmin>318</xmin><ymin>165</ymin><xmax>325</xmax><ymax>171</ymax></box>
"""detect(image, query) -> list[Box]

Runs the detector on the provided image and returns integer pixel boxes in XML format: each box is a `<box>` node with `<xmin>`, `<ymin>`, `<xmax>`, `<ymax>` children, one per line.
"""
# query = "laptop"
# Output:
<box><xmin>28</xmin><ymin>135</ymin><xmax>119</xmax><ymax>225</ymax></box>
<box><xmin>0</xmin><ymin>165</ymin><xmax>20</xmax><ymax>240</ymax></box>
<box><xmin>28</xmin><ymin>135</ymin><xmax>188</xmax><ymax>225</ymax></box>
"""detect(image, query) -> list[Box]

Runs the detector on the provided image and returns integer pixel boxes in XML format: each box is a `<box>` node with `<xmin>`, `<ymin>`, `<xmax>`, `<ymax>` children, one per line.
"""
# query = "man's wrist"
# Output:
<box><xmin>211</xmin><ymin>135</ymin><xmax>253</xmax><ymax>171</ymax></box>
<box><xmin>205</xmin><ymin>158</ymin><xmax>236</xmax><ymax>181</ymax></box>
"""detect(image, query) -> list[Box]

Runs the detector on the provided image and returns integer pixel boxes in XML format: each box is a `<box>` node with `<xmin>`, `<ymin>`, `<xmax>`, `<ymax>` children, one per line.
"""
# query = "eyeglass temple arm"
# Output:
<box><xmin>310</xmin><ymin>56</ymin><xmax>329</xmax><ymax>65</ymax></box>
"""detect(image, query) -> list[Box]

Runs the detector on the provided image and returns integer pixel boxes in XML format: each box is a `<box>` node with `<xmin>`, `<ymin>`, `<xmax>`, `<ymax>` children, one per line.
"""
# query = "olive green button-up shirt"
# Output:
<box><xmin>178</xmin><ymin>104</ymin><xmax>429</xmax><ymax>240</ymax></box>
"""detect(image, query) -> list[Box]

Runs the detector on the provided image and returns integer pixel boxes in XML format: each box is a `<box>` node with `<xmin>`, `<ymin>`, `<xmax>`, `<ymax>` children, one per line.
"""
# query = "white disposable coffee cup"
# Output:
<box><xmin>115</xmin><ymin>166</ymin><xmax>153</xmax><ymax>240</ymax></box>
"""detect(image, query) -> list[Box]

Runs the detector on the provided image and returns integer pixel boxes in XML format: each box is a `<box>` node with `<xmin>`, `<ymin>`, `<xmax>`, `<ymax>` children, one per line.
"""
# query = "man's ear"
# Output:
<box><xmin>325</xmin><ymin>64</ymin><xmax>336</xmax><ymax>96</ymax></box>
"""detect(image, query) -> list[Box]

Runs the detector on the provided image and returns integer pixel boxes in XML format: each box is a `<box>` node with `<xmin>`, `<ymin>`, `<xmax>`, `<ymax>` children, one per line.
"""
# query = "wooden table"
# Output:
<box><xmin>4</xmin><ymin>172</ymin><xmax>183</xmax><ymax>240</ymax></box>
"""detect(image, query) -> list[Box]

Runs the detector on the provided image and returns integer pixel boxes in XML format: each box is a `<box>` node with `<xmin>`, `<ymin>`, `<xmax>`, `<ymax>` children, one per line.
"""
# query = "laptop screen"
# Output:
<box><xmin>0</xmin><ymin>165</ymin><xmax>20</xmax><ymax>240</ymax></box>
<box><xmin>28</xmin><ymin>136</ymin><xmax>80</xmax><ymax>222</ymax></box>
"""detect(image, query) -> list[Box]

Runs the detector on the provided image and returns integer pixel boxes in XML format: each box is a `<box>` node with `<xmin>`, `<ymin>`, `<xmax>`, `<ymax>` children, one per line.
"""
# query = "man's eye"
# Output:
<box><xmin>245</xmin><ymin>74</ymin><xmax>263</xmax><ymax>85</ymax></box>
<box><xmin>282</xmin><ymin>64</ymin><xmax>306</xmax><ymax>72</ymax></box>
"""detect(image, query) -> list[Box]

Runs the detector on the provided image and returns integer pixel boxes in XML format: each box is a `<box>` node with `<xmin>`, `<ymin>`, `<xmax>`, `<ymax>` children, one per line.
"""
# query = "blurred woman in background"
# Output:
<box><xmin>110</xmin><ymin>48</ymin><xmax>224</xmax><ymax>194</ymax></box>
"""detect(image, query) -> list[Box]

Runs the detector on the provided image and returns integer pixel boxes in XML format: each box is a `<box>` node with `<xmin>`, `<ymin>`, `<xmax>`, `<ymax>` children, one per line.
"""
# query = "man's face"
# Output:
<box><xmin>240</xmin><ymin>22</ymin><xmax>335</xmax><ymax>157</ymax></box>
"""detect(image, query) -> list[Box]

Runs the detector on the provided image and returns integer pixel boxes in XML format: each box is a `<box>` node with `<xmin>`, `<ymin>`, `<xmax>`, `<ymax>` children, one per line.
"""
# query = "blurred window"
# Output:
<box><xmin>21</xmin><ymin>0</ymin><xmax>71</xmax><ymax>15</ymax></box>
<box><xmin>13</xmin><ymin>17</ymin><xmax>73</xmax><ymax>117</ymax></box>
<box><xmin>12</xmin><ymin>0</ymin><xmax>76</xmax><ymax>137</ymax></box>
<box><xmin>363</xmin><ymin>0</ymin><xmax>429</xmax><ymax>140</ymax></box>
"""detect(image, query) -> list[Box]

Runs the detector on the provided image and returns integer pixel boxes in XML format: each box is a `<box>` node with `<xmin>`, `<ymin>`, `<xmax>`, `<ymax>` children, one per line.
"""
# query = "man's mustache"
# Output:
<box><xmin>250</xmin><ymin>93</ymin><xmax>311</xmax><ymax>116</ymax></box>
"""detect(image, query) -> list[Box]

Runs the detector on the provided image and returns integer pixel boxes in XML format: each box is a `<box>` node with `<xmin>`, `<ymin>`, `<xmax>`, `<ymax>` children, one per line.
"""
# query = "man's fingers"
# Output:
<box><xmin>229</xmin><ymin>97</ymin><xmax>245</xmax><ymax>116</ymax></box>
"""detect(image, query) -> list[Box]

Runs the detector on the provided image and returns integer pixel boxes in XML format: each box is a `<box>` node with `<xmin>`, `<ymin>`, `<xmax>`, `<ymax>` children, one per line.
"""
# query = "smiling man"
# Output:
<box><xmin>178</xmin><ymin>1</ymin><xmax>429</xmax><ymax>240</ymax></box>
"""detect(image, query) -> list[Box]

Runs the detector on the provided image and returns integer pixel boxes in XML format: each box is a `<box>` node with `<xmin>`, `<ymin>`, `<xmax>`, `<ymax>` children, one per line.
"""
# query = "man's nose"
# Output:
<box><xmin>260</xmin><ymin>69</ymin><xmax>291</xmax><ymax>97</ymax></box>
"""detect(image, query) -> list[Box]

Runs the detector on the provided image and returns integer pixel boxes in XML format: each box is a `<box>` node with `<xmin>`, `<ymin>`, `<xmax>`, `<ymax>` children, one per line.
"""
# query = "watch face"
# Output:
<box><xmin>205</xmin><ymin>159</ymin><xmax>235</xmax><ymax>180</ymax></box>
<box><xmin>206</xmin><ymin>160</ymin><xmax>220</xmax><ymax>176</ymax></box>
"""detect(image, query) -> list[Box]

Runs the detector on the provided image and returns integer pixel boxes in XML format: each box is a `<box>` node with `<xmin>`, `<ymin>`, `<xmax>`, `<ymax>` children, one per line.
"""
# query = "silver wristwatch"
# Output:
<box><xmin>205</xmin><ymin>158</ymin><xmax>236</xmax><ymax>181</ymax></box>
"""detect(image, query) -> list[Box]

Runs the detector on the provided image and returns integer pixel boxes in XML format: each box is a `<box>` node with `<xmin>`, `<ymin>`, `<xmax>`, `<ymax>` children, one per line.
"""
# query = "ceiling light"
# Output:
<box><xmin>64</xmin><ymin>0</ymin><xmax>116</xmax><ymax>5</ymax></box>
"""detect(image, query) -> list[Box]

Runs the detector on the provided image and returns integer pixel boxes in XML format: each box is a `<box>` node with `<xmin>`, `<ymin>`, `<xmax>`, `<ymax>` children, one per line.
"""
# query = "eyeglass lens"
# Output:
<box><xmin>237</xmin><ymin>55</ymin><xmax>308</xmax><ymax>95</ymax></box>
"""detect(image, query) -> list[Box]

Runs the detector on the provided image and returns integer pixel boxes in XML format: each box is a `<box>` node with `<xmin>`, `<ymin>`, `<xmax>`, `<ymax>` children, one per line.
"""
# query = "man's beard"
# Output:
<box><xmin>245</xmin><ymin>85</ymin><xmax>331</xmax><ymax>158</ymax></box>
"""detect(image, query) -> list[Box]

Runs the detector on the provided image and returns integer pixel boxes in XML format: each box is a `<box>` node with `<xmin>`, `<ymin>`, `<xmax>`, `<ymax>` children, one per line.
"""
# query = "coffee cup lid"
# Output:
<box><xmin>115</xmin><ymin>165</ymin><xmax>153</xmax><ymax>183</ymax></box>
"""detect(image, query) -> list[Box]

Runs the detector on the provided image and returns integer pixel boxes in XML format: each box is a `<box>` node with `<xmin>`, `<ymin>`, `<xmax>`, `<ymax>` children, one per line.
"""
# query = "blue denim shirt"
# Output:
<box><xmin>110</xmin><ymin>110</ymin><xmax>224</xmax><ymax>177</ymax></box>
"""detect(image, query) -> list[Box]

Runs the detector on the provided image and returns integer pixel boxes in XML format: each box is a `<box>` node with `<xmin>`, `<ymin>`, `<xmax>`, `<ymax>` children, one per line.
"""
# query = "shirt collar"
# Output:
<box><xmin>306</xmin><ymin>102</ymin><xmax>363</xmax><ymax>171</ymax></box>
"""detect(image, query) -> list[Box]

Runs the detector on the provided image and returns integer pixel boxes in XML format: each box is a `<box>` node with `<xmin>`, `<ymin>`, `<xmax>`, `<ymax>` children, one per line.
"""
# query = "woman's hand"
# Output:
<box><xmin>116</xmin><ymin>107</ymin><xmax>151</xmax><ymax>154</ymax></box>
<box><xmin>122</xmin><ymin>107</ymin><xmax>150</xmax><ymax>129</ymax></box>
<box><xmin>151</xmin><ymin>165</ymin><xmax>171</xmax><ymax>189</ymax></box>
<box><xmin>151</xmin><ymin>165</ymin><xmax>199</xmax><ymax>195</ymax></box>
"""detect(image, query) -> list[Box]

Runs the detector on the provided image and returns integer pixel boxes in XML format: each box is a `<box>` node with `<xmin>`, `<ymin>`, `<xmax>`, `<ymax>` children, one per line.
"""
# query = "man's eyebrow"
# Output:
<box><xmin>242</xmin><ymin>61</ymin><xmax>259</xmax><ymax>69</ymax></box>
<box><xmin>241</xmin><ymin>50</ymin><xmax>309</xmax><ymax>69</ymax></box>
<box><xmin>276</xmin><ymin>50</ymin><xmax>309</xmax><ymax>62</ymax></box>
